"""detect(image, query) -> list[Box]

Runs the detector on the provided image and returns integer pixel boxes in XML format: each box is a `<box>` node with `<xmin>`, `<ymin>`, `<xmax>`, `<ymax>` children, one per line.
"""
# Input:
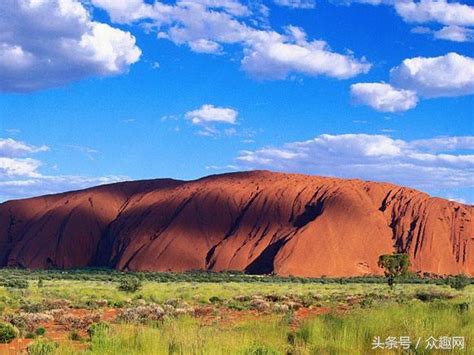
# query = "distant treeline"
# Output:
<box><xmin>0</xmin><ymin>268</ymin><xmax>472</xmax><ymax>286</ymax></box>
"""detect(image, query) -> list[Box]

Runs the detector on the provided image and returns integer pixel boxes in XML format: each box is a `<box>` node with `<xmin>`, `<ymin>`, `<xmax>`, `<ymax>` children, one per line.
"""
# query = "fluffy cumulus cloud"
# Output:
<box><xmin>235</xmin><ymin>133</ymin><xmax>474</xmax><ymax>199</ymax></box>
<box><xmin>396</xmin><ymin>0</ymin><xmax>474</xmax><ymax>42</ymax></box>
<box><xmin>0</xmin><ymin>138</ymin><xmax>126</xmax><ymax>201</ymax></box>
<box><xmin>184</xmin><ymin>104</ymin><xmax>238</xmax><ymax>137</ymax></box>
<box><xmin>350</xmin><ymin>82</ymin><xmax>418</xmax><ymax>112</ymax></box>
<box><xmin>241</xmin><ymin>26</ymin><xmax>371</xmax><ymax>80</ymax></box>
<box><xmin>390</xmin><ymin>53</ymin><xmax>474</xmax><ymax>98</ymax></box>
<box><xmin>352</xmin><ymin>52</ymin><xmax>474</xmax><ymax>111</ymax></box>
<box><xmin>393</xmin><ymin>0</ymin><xmax>474</xmax><ymax>27</ymax></box>
<box><xmin>185</xmin><ymin>104</ymin><xmax>238</xmax><ymax>124</ymax></box>
<box><xmin>0</xmin><ymin>0</ymin><xmax>141</xmax><ymax>92</ymax></box>
<box><xmin>90</xmin><ymin>0</ymin><xmax>371</xmax><ymax>80</ymax></box>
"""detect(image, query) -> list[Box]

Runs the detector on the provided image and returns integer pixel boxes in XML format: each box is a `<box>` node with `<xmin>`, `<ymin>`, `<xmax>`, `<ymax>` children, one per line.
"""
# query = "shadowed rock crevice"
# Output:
<box><xmin>292</xmin><ymin>200</ymin><xmax>324</xmax><ymax>228</ymax></box>
<box><xmin>245</xmin><ymin>238</ymin><xmax>288</xmax><ymax>274</ymax></box>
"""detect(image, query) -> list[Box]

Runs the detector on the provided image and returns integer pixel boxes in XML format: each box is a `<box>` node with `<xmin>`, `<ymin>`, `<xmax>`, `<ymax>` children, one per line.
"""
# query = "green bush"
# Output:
<box><xmin>414</xmin><ymin>290</ymin><xmax>454</xmax><ymax>302</ymax></box>
<box><xmin>27</xmin><ymin>339</ymin><xmax>58</xmax><ymax>355</ymax></box>
<box><xmin>448</xmin><ymin>274</ymin><xmax>470</xmax><ymax>290</ymax></box>
<box><xmin>244</xmin><ymin>345</ymin><xmax>279</xmax><ymax>355</ymax></box>
<box><xmin>0</xmin><ymin>323</ymin><xmax>18</xmax><ymax>343</ymax></box>
<box><xmin>87</xmin><ymin>322</ymin><xmax>110</xmax><ymax>338</ymax></box>
<box><xmin>209</xmin><ymin>296</ymin><xmax>223</xmax><ymax>304</ymax></box>
<box><xmin>2</xmin><ymin>278</ymin><xmax>29</xmax><ymax>289</ymax></box>
<box><xmin>118</xmin><ymin>277</ymin><xmax>142</xmax><ymax>293</ymax></box>
<box><xmin>35</xmin><ymin>327</ymin><xmax>46</xmax><ymax>336</ymax></box>
<box><xmin>457</xmin><ymin>302</ymin><xmax>470</xmax><ymax>314</ymax></box>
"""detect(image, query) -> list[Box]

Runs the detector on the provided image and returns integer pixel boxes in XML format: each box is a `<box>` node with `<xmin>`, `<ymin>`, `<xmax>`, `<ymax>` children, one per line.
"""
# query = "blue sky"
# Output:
<box><xmin>0</xmin><ymin>0</ymin><xmax>473</xmax><ymax>203</ymax></box>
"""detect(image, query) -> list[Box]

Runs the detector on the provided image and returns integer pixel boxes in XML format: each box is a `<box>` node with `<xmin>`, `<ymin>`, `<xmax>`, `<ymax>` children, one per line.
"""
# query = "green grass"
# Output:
<box><xmin>295</xmin><ymin>301</ymin><xmax>473</xmax><ymax>354</ymax></box>
<box><xmin>0</xmin><ymin>269</ymin><xmax>472</xmax><ymax>354</ymax></box>
<box><xmin>0</xmin><ymin>280</ymin><xmax>467</xmax><ymax>314</ymax></box>
<box><xmin>35</xmin><ymin>301</ymin><xmax>473</xmax><ymax>354</ymax></box>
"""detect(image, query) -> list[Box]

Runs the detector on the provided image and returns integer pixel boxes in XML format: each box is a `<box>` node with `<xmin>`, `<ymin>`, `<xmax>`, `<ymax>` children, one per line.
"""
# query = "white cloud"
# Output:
<box><xmin>89</xmin><ymin>0</ymin><xmax>153</xmax><ymax>23</ymax></box>
<box><xmin>434</xmin><ymin>25</ymin><xmax>474</xmax><ymax>42</ymax></box>
<box><xmin>0</xmin><ymin>137</ymin><xmax>126</xmax><ymax>201</ymax></box>
<box><xmin>390</xmin><ymin>53</ymin><xmax>474</xmax><ymax>98</ymax></box>
<box><xmin>350</xmin><ymin>82</ymin><xmax>418</xmax><ymax>112</ymax></box>
<box><xmin>0</xmin><ymin>157</ymin><xmax>42</xmax><ymax>178</ymax></box>
<box><xmin>185</xmin><ymin>104</ymin><xmax>238</xmax><ymax>126</ymax></box>
<box><xmin>0</xmin><ymin>138</ymin><xmax>49</xmax><ymax>157</ymax></box>
<box><xmin>241</xmin><ymin>27</ymin><xmax>371</xmax><ymax>80</ymax></box>
<box><xmin>411</xmin><ymin>25</ymin><xmax>474</xmax><ymax>42</ymax></box>
<box><xmin>274</xmin><ymin>0</ymin><xmax>316</xmax><ymax>9</ymax></box>
<box><xmin>235</xmin><ymin>133</ymin><xmax>474</xmax><ymax>197</ymax></box>
<box><xmin>394</xmin><ymin>0</ymin><xmax>474</xmax><ymax>27</ymax></box>
<box><xmin>0</xmin><ymin>0</ymin><xmax>141</xmax><ymax>92</ymax></box>
<box><xmin>353</xmin><ymin>52</ymin><xmax>474</xmax><ymax>112</ymax></box>
<box><xmin>409</xmin><ymin>136</ymin><xmax>474</xmax><ymax>151</ymax></box>
<box><xmin>188</xmin><ymin>39</ymin><xmax>223</xmax><ymax>54</ymax></box>
<box><xmin>90</xmin><ymin>0</ymin><xmax>371</xmax><ymax>80</ymax></box>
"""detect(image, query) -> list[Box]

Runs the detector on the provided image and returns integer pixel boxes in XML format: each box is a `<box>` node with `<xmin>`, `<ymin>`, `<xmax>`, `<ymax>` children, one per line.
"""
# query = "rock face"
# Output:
<box><xmin>0</xmin><ymin>171</ymin><xmax>472</xmax><ymax>276</ymax></box>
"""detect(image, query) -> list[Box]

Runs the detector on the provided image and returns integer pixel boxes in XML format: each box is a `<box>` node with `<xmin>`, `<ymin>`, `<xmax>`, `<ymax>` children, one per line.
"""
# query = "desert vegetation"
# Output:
<box><xmin>0</xmin><ymin>269</ymin><xmax>472</xmax><ymax>354</ymax></box>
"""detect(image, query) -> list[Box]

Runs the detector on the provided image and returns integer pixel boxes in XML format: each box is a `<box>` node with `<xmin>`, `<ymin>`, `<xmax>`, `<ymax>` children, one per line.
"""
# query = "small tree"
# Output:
<box><xmin>447</xmin><ymin>274</ymin><xmax>470</xmax><ymax>290</ymax></box>
<box><xmin>118</xmin><ymin>277</ymin><xmax>142</xmax><ymax>293</ymax></box>
<box><xmin>0</xmin><ymin>323</ymin><xmax>18</xmax><ymax>344</ymax></box>
<box><xmin>378</xmin><ymin>253</ymin><xmax>410</xmax><ymax>289</ymax></box>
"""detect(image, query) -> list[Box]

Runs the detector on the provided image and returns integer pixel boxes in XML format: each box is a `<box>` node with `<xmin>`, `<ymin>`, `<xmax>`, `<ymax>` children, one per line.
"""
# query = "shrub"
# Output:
<box><xmin>109</xmin><ymin>299</ymin><xmax>125</xmax><ymax>308</ymax></box>
<box><xmin>7</xmin><ymin>312</ymin><xmax>53</xmax><ymax>332</ymax></box>
<box><xmin>35</xmin><ymin>327</ymin><xmax>46</xmax><ymax>336</ymax></box>
<box><xmin>447</xmin><ymin>274</ymin><xmax>470</xmax><ymax>290</ymax></box>
<box><xmin>244</xmin><ymin>345</ymin><xmax>279</xmax><ymax>355</ymax></box>
<box><xmin>414</xmin><ymin>290</ymin><xmax>454</xmax><ymax>302</ymax></box>
<box><xmin>118</xmin><ymin>277</ymin><xmax>142</xmax><ymax>293</ymax></box>
<box><xmin>69</xmin><ymin>330</ymin><xmax>82</xmax><ymax>341</ymax></box>
<box><xmin>227</xmin><ymin>301</ymin><xmax>247</xmax><ymax>311</ymax></box>
<box><xmin>0</xmin><ymin>323</ymin><xmax>19</xmax><ymax>343</ymax></box>
<box><xmin>27</xmin><ymin>339</ymin><xmax>58</xmax><ymax>355</ymax></box>
<box><xmin>208</xmin><ymin>296</ymin><xmax>222</xmax><ymax>304</ymax></box>
<box><xmin>21</xmin><ymin>302</ymin><xmax>43</xmax><ymax>313</ymax></box>
<box><xmin>457</xmin><ymin>302</ymin><xmax>470</xmax><ymax>314</ymax></box>
<box><xmin>117</xmin><ymin>305</ymin><xmax>165</xmax><ymax>323</ymax></box>
<box><xmin>3</xmin><ymin>278</ymin><xmax>28</xmax><ymax>289</ymax></box>
<box><xmin>87</xmin><ymin>322</ymin><xmax>110</xmax><ymax>338</ymax></box>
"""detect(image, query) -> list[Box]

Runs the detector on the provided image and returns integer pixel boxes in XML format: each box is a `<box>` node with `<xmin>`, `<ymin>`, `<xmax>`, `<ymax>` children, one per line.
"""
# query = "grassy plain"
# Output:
<box><xmin>0</xmin><ymin>270</ymin><xmax>472</xmax><ymax>354</ymax></box>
